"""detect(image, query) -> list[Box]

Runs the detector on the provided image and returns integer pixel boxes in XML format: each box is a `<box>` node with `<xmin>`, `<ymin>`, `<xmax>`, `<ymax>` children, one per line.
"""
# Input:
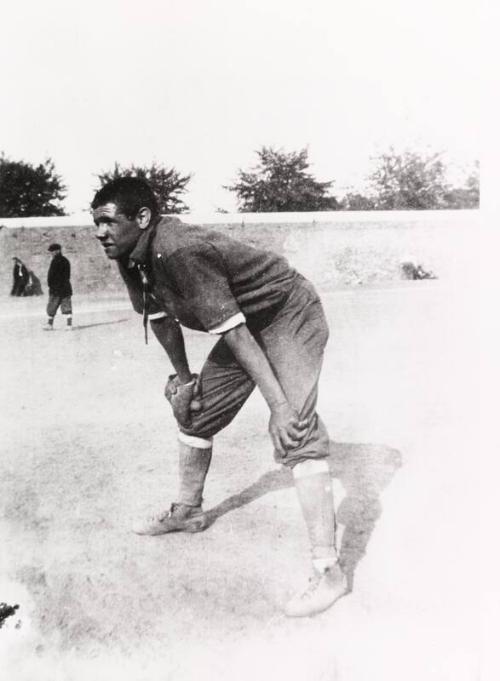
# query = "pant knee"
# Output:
<box><xmin>276</xmin><ymin>414</ymin><xmax>330</xmax><ymax>468</ymax></box>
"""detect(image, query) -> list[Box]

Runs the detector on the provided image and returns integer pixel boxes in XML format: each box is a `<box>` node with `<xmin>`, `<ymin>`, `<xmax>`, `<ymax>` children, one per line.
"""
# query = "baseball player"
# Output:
<box><xmin>92</xmin><ymin>177</ymin><xmax>347</xmax><ymax>617</ymax></box>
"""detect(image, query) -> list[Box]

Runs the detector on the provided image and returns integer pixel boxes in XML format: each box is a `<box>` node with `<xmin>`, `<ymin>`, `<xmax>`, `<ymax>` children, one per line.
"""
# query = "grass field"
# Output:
<box><xmin>0</xmin><ymin>274</ymin><xmax>479</xmax><ymax>680</ymax></box>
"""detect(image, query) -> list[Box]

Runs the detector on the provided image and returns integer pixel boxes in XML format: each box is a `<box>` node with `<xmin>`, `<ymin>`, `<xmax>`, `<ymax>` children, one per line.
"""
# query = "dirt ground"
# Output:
<box><xmin>0</xmin><ymin>276</ymin><xmax>479</xmax><ymax>680</ymax></box>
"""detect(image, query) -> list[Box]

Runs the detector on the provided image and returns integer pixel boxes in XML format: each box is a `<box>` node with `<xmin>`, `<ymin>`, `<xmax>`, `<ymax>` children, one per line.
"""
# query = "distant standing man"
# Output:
<box><xmin>92</xmin><ymin>177</ymin><xmax>347</xmax><ymax>617</ymax></box>
<box><xmin>10</xmin><ymin>257</ymin><xmax>29</xmax><ymax>296</ymax></box>
<box><xmin>44</xmin><ymin>243</ymin><xmax>73</xmax><ymax>330</ymax></box>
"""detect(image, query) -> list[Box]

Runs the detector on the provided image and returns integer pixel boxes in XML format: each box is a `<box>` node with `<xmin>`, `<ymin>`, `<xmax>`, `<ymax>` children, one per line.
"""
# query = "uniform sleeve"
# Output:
<box><xmin>166</xmin><ymin>244</ymin><xmax>244</xmax><ymax>332</ymax></box>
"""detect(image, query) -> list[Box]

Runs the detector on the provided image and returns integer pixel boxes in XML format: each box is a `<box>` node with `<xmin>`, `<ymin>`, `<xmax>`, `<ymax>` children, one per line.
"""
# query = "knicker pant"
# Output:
<box><xmin>47</xmin><ymin>295</ymin><xmax>72</xmax><ymax>317</ymax></box>
<box><xmin>180</xmin><ymin>278</ymin><xmax>330</xmax><ymax>467</ymax></box>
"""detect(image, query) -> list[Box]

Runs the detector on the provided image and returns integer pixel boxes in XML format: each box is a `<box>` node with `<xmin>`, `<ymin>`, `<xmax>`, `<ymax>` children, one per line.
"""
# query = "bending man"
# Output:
<box><xmin>92</xmin><ymin>177</ymin><xmax>347</xmax><ymax>617</ymax></box>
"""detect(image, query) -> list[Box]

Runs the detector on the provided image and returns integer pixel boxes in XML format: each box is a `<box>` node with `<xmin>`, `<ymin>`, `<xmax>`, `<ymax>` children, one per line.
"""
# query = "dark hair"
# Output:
<box><xmin>91</xmin><ymin>177</ymin><xmax>159</xmax><ymax>221</ymax></box>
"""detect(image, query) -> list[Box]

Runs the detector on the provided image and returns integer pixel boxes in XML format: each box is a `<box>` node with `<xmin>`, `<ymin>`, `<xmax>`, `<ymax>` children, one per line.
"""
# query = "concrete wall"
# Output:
<box><xmin>0</xmin><ymin>222</ymin><xmax>123</xmax><ymax>297</ymax></box>
<box><xmin>0</xmin><ymin>210</ymin><xmax>479</xmax><ymax>297</ymax></box>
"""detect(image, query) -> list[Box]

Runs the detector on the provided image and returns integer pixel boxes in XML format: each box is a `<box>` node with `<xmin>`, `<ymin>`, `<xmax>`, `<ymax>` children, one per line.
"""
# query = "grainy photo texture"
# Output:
<box><xmin>0</xmin><ymin>1</ymin><xmax>480</xmax><ymax>680</ymax></box>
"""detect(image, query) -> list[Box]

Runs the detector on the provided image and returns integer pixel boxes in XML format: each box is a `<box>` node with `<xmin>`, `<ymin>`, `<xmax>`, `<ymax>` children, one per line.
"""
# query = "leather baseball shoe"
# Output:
<box><xmin>133</xmin><ymin>502</ymin><xmax>208</xmax><ymax>535</ymax></box>
<box><xmin>284</xmin><ymin>562</ymin><xmax>348</xmax><ymax>617</ymax></box>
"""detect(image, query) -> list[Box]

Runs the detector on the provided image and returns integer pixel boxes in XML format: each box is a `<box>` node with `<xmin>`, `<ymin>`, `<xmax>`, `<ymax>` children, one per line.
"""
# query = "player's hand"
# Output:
<box><xmin>268</xmin><ymin>402</ymin><xmax>309</xmax><ymax>457</ymax></box>
<box><xmin>164</xmin><ymin>374</ymin><xmax>202</xmax><ymax>428</ymax></box>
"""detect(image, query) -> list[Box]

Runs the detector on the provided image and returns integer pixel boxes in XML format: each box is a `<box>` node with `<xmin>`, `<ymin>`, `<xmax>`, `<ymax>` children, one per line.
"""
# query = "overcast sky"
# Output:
<box><xmin>0</xmin><ymin>0</ymin><xmax>480</xmax><ymax>214</ymax></box>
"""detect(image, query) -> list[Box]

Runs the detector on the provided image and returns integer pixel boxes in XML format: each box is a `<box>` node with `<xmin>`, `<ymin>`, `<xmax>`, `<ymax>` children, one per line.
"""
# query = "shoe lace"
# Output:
<box><xmin>145</xmin><ymin>506</ymin><xmax>174</xmax><ymax>525</ymax></box>
<box><xmin>146</xmin><ymin>503</ymin><xmax>200</xmax><ymax>526</ymax></box>
<box><xmin>296</xmin><ymin>571</ymin><xmax>324</xmax><ymax>601</ymax></box>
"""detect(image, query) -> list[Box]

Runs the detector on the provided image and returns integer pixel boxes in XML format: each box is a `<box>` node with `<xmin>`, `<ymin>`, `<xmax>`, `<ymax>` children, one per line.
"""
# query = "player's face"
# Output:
<box><xmin>93</xmin><ymin>202</ymin><xmax>142</xmax><ymax>259</ymax></box>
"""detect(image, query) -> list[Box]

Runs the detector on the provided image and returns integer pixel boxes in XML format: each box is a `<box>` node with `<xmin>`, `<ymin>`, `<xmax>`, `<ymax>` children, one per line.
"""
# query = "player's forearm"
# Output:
<box><xmin>223</xmin><ymin>324</ymin><xmax>288</xmax><ymax>410</ymax></box>
<box><xmin>150</xmin><ymin>317</ymin><xmax>192</xmax><ymax>383</ymax></box>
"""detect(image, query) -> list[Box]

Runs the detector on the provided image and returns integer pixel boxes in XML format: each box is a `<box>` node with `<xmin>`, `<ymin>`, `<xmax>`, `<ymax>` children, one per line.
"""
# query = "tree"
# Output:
<box><xmin>339</xmin><ymin>192</ymin><xmax>376</xmax><ymax>211</ymax></box>
<box><xmin>340</xmin><ymin>152</ymin><xmax>479</xmax><ymax>211</ymax></box>
<box><xmin>368</xmin><ymin>148</ymin><xmax>452</xmax><ymax>210</ymax></box>
<box><xmin>97</xmin><ymin>162</ymin><xmax>192</xmax><ymax>214</ymax></box>
<box><xmin>443</xmin><ymin>161</ymin><xmax>479</xmax><ymax>209</ymax></box>
<box><xmin>0</xmin><ymin>154</ymin><xmax>66</xmax><ymax>217</ymax></box>
<box><xmin>225</xmin><ymin>147</ymin><xmax>339</xmax><ymax>212</ymax></box>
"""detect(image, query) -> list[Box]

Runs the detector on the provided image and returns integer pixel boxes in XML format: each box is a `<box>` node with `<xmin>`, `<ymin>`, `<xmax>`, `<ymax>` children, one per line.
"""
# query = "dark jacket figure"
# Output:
<box><xmin>47</xmin><ymin>251</ymin><xmax>72</xmax><ymax>297</ymax></box>
<box><xmin>10</xmin><ymin>258</ymin><xmax>29</xmax><ymax>296</ymax></box>
<box><xmin>44</xmin><ymin>244</ymin><xmax>73</xmax><ymax>330</ymax></box>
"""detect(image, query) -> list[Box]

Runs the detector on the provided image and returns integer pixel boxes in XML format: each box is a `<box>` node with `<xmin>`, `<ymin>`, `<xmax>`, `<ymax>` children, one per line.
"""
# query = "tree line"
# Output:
<box><xmin>0</xmin><ymin>147</ymin><xmax>479</xmax><ymax>218</ymax></box>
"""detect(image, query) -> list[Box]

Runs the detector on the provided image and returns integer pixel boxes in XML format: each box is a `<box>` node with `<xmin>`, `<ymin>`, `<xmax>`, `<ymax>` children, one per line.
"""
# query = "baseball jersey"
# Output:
<box><xmin>119</xmin><ymin>217</ymin><xmax>300</xmax><ymax>334</ymax></box>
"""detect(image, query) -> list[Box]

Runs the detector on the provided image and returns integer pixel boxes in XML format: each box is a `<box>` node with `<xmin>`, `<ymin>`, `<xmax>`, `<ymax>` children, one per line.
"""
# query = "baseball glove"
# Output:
<box><xmin>164</xmin><ymin>374</ymin><xmax>202</xmax><ymax>428</ymax></box>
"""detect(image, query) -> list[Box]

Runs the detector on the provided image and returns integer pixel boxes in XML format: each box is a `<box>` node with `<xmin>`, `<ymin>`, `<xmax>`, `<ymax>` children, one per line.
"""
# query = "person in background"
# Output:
<box><xmin>10</xmin><ymin>257</ymin><xmax>29</xmax><ymax>296</ymax></box>
<box><xmin>44</xmin><ymin>243</ymin><xmax>73</xmax><ymax>330</ymax></box>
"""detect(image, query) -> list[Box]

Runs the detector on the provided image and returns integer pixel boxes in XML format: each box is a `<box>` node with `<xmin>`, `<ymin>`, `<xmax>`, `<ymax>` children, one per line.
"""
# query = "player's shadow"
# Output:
<box><xmin>328</xmin><ymin>442</ymin><xmax>402</xmax><ymax>590</ymax></box>
<box><xmin>71</xmin><ymin>319</ymin><xmax>129</xmax><ymax>331</ymax></box>
<box><xmin>204</xmin><ymin>440</ymin><xmax>402</xmax><ymax>591</ymax></box>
